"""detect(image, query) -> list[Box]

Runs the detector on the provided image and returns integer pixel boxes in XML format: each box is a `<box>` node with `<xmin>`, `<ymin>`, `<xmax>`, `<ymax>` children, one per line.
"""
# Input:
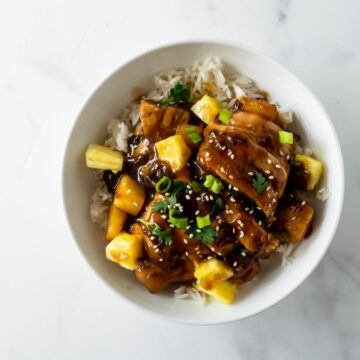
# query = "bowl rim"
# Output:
<box><xmin>61</xmin><ymin>40</ymin><xmax>345</xmax><ymax>325</ymax></box>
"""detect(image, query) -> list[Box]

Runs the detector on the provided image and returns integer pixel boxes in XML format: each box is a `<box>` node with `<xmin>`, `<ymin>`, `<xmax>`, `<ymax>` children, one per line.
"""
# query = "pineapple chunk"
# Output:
<box><xmin>106</xmin><ymin>232</ymin><xmax>143</xmax><ymax>270</ymax></box>
<box><xmin>197</xmin><ymin>280</ymin><xmax>237</xmax><ymax>305</ymax></box>
<box><xmin>239</xmin><ymin>97</ymin><xmax>278</xmax><ymax>120</ymax></box>
<box><xmin>114</xmin><ymin>175</ymin><xmax>146</xmax><ymax>216</ymax></box>
<box><xmin>105</xmin><ymin>204</ymin><xmax>128</xmax><ymax>241</ymax></box>
<box><xmin>85</xmin><ymin>144</ymin><xmax>123</xmax><ymax>171</ymax></box>
<box><xmin>295</xmin><ymin>154</ymin><xmax>323</xmax><ymax>190</ymax></box>
<box><xmin>191</xmin><ymin>95</ymin><xmax>222</xmax><ymax>124</ymax></box>
<box><xmin>155</xmin><ymin>134</ymin><xmax>191</xmax><ymax>172</ymax></box>
<box><xmin>194</xmin><ymin>259</ymin><xmax>233</xmax><ymax>290</ymax></box>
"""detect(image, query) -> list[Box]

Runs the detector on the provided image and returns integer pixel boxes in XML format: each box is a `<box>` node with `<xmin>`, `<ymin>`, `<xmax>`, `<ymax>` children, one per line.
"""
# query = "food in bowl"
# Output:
<box><xmin>85</xmin><ymin>58</ymin><xmax>324</xmax><ymax>305</ymax></box>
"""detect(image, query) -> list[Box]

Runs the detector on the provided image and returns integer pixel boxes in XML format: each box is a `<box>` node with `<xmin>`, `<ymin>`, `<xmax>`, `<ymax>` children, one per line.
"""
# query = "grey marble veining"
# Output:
<box><xmin>0</xmin><ymin>0</ymin><xmax>359</xmax><ymax>359</ymax></box>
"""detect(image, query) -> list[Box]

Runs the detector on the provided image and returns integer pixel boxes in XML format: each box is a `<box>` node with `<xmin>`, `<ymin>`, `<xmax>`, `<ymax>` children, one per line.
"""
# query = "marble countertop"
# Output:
<box><xmin>1</xmin><ymin>0</ymin><xmax>359</xmax><ymax>358</ymax></box>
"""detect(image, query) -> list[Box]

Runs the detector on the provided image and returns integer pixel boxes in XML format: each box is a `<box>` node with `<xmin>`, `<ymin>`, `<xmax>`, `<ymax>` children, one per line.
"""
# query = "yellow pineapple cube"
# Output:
<box><xmin>114</xmin><ymin>175</ymin><xmax>146</xmax><ymax>216</ymax></box>
<box><xmin>105</xmin><ymin>204</ymin><xmax>128</xmax><ymax>241</ymax></box>
<box><xmin>295</xmin><ymin>154</ymin><xmax>323</xmax><ymax>190</ymax></box>
<box><xmin>191</xmin><ymin>95</ymin><xmax>222</xmax><ymax>124</ymax></box>
<box><xmin>155</xmin><ymin>135</ymin><xmax>191</xmax><ymax>171</ymax></box>
<box><xmin>197</xmin><ymin>280</ymin><xmax>237</xmax><ymax>305</ymax></box>
<box><xmin>105</xmin><ymin>232</ymin><xmax>143</xmax><ymax>270</ymax></box>
<box><xmin>194</xmin><ymin>259</ymin><xmax>233</xmax><ymax>290</ymax></box>
<box><xmin>85</xmin><ymin>144</ymin><xmax>123</xmax><ymax>171</ymax></box>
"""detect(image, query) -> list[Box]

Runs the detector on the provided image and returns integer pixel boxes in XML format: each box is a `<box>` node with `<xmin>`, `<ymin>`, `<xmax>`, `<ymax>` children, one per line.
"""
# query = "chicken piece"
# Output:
<box><xmin>139</xmin><ymin>100</ymin><xmax>190</xmax><ymax>141</ymax></box>
<box><xmin>197</xmin><ymin>115</ymin><xmax>291</xmax><ymax>216</ymax></box>
<box><xmin>222</xmin><ymin>200</ymin><xmax>279</xmax><ymax>256</ymax></box>
<box><xmin>273</xmin><ymin>201</ymin><xmax>314</xmax><ymax>244</ymax></box>
<box><xmin>239</xmin><ymin>97</ymin><xmax>278</xmax><ymax>121</ymax></box>
<box><xmin>231</xmin><ymin>258</ymin><xmax>260</xmax><ymax>284</ymax></box>
<box><xmin>135</xmin><ymin>258</ymin><xmax>195</xmax><ymax>293</ymax></box>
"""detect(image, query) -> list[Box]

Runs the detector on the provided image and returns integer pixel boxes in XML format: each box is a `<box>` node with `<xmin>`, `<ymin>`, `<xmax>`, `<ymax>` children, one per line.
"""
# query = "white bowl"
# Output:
<box><xmin>62</xmin><ymin>41</ymin><xmax>344</xmax><ymax>324</ymax></box>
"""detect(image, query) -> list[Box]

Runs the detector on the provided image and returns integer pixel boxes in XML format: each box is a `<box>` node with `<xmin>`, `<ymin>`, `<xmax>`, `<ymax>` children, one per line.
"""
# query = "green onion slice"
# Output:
<box><xmin>188</xmin><ymin>132</ymin><xmax>202</xmax><ymax>144</ymax></box>
<box><xmin>155</xmin><ymin>176</ymin><xmax>172</xmax><ymax>193</ymax></box>
<box><xmin>204</xmin><ymin>175</ymin><xmax>216</xmax><ymax>188</ymax></box>
<box><xmin>211</xmin><ymin>181</ymin><xmax>223</xmax><ymax>194</ymax></box>
<box><xmin>196</xmin><ymin>214</ymin><xmax>211</xmax><ymax>229</ymax></box>
<box><xmin>169</xmin><ymin>209</ymin><xmax>188</xmax><ymax>229</ymax></box>
<box><xmin>279</xmin><ymin>130</ymin><xmax>294</xmax><ymax>144</ymax></box>
<box><xmin>219</xmin><ymin>109</ymin><xmax>232</xmax><ymax>124</ymax></box>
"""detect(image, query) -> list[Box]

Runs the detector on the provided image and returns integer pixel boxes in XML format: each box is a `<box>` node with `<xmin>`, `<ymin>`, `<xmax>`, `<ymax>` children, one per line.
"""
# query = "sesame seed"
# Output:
<box><xmin>185</xmin><ymin>251</ymin><xmax>189</xmax><ymax>256</ymax></box>
<box><xmin>233</xmin><ymin>261</ymin><xmax>238</xmax><ymax>267</ymax></box>
<box><xmin>266</xmin><ymin>186</ymin><xmax>271</xmax><ymax>191</ymax></box>
<box><xmin>228</xmin><ymin>184</ymin><xmax>232</xmax><ymax>189</ymax></box>
<box><xmin>133</xmin><ymin>201</ymin><xmax>138</xmax><ymax>206</ymax></box>
<box><xmin>184</xmin><ymin>239</ymin><xmax>188</xmax><ymax>244</ymax></box>
<box><xmin>301</xmin><ymin>201</ymin><xmax>306</xmax><ymax>205</ymax></box>
<box><xmin>220</xmin><ymin>167</ymin><xmax>225</xmax><ymax>172</ymax></box>
<box><xmin>189</xmin><ymin>234</ymin><xmax>194</xmax><ymax>238</ymax></box>
<box><xmin>196</xmin><ymin>197</ymin><xmax>201</xmax><ymax>201</ymax></box>
<box><xmin>229</xmin><ymin>210</ymin><xmax>234</xmax><ymax>214</ymax></box>
<box><xmin>267</xmin><ymin>159</ymin><xmax>272</xmax><ymax>164</ymax></box>
<box><xmin>209</xmin><ymin>195</ymin><xmax>214</xmax><ymax>200</ymax></box>
<box><xmin>234</xmin><ymin>187</ymin><xmax>239</xmax><ymax>191</ymax></box>
<box><xmin>241</xmin><ymin>251</ymin><xmax>246</xmax><ymax>256</ymax></box>
<box><xmin>159</xmin><ymin>258</ymin><xmax>163</xmax><ymax>262</ymax></box>
<box><xmin>229</xmin><ymin>175</ymin><xmax>234</xmax><ymax>179</ymax></box>
<box><xmin>195</xmin><ymin>210</ymin><xmax>200</xmax><ymax>216</ymax></box>
<box><xmin>150</xmin><ymin>236</ymin><xmax>155</xmax><ymax>240</ymax></box>
<box><xmin>268</xmin><ymin>175</ymin><xmax>274</xmax><ymax>180</ymax></box>
<box><xmin>272</xmin><ymin>198</ymin><xmax>277</xmax><ymax>203</ymax></box>
<box><xmin>188</xmin><ymin>190</ymin><xmax>193</xmax><ymax>194</ymax></box>
<box><xmin>248</xmin><ymin>172</ymin><xmax>254</xmax><ymax>176</ymax></box>
<box><xmin>196</xmin><ymin>229</ymin><xmax>201</xmax><ymax>233</ymax></box>
<box><xmin>221</xmin><ymin>146</ymin><xmax>226</xmax><ymax>150</ymax></box>
<box><xmin>169</xmin><ymin>224</ymin><xmax>175</xmax><ymax>228</ymax></box>
<box><xmin>230</xmin><ymin>197</ymin><xmax>236</xmax><ymax>203</ymax></box>
<box><xmin>280</xmin><ymin>150</ymin><xmax>284</xmax><ymax>156</ymax></box>
<box><xmin>185</xmin><ymin>195</ymin><xmax>190</xmax><ymax>200</ymax></box>
<box><xmin>216</xmin><ymin>226</ymin><xmax>220</xmax><ymax>231</ymax></box>
<box><xmin>265</xmin><ymin>170</ymin><xmax>271</xmax><ymax>174</ymax></box>
<box><xmin>240</xmin><ymin>231</ymin><xmax>244</xmax><ymax>238</ymax></box>
<box><xmin>286</xmin><ymin>155</ymin><xmax>290</xmax><ymax>160</ymax></box>
<box><xmin>161</xmin><ymin>214</ymin><xmax>167</xmax><ymax>219</ymax></box>
<box><xmin>275</xmin><ymin>164</ymin><xmax>281</xmax><ymax>168</ymax></box>
<box><xmin>245</xmin><ymin>207</ymin><xmax>250</xmax><ymax>211</ymax></box>
<box><xmin>205</xmin><ymin>152</ymin><xmax>210</xmax><ymax>157</ymax></box>
<box><xmin>249</xmin><ymin>209</ymin><xmax>254</xmax><ymax>215</ymax></box>
<box><xmin>231</xmin><ymin>154</ymin><xmax>235</xmax><ymax>159</ymax></box>
<box><xmin>207</xmin><ymin>256</ymin><xmax>213</xmax><ymax>260</ymax></box>
<box><xmin>155</xmin><ymin>248</ymin><xmax>160</xmax><ymax>253</ymax></box>
<box><xmin>165</xmin><ymin>192</ymin><xmax>170</xmax><ymax>196</ymax></box>
<box><xmin>291</xmin><ymin>216</ymin><xmax>296</xmax><ymax>221</ymax></box>
<box><xmin>258</xmin><ymin>221</ymin><xmax>262</xmax><ymax>226</ymax></box>
<box><xmin>126</xmin><ymin>189</ymin><xmax>131</xmax><ymax>194</ymax></box>
<box><xmin>232</xmin><ymin>228</ymin><xmax>236</xmax><ymax>234</ymax></box>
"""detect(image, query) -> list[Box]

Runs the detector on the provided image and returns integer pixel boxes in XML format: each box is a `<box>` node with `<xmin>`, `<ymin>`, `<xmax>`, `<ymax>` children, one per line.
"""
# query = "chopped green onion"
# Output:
<box><xmin>219</xmin><ymin>109</ymin><xmax>232</xmax><ymax>124</ymax></box>
<box><xmin>169</xmin><ymin>209</ymin><xmax>188</xmax><ymax>229</ymax></box>
<box><xmin>196</xmin><ymin>214</ymin><xmax>211</xmax><ymax>229</ymax></box>
<box><xmin>185</xmin><ymin>126</ymin><xmax>202</xmax><ymax>144</ymax></box>
<box><xmin>188</xmin><ymin>132</ymin><xmax>202</xmax><ymax>143</ymax></box>
<box><xmin>211</xmin><ymin>181</ymin><xmax>223</xmax><ymax>194</ymax></box>
<box><xmin>173</xmin><ymin>180</ymin><xmax>186</xmax><ymax>193</ymax></box>
<box><xmin>204</xmin><ymin>175</ymin><xmax>216</xmax><ymax>188</ymax></box>
<box><xmin>191</xmin><ymin>180</ymin><xmax>202</xmax><ymax>192</ymax></box>
<box><xmin>279</xmin><ymin>130</ymin><xmax>293</xmax><ymax>144</ymax></box>
<box><xmin>155</xmin><ymin>176</ymin><xmax>172</xmax><ymax>193</ymax></box>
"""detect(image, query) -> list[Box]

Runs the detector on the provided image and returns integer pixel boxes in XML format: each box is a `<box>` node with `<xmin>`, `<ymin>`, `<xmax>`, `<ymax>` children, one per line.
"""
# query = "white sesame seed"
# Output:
<box><xmin>196</xmin><ymin>197</ymin><xmax>201</xmax><ymax>201</ymax></box>
<box><xmin>126</xmin><ymin>189</ymin><xmax>131</xmax><ymax>194</ymax></box>
<box><xmin>229</xmin><ymin>210</ymin><xmax>234</xmax><ymax>214</ymax></box>
<box><xmin>216</xmin><ymin>226</ymin><xmax>220</xmax><ymax>231</ymax></box>
<box><xmin>228</xmin><ymin>184</ymin><xmax>232</xmax><ymax>189</ymax></box>
<box><xmin>195</xmin><ymin>210</ymin><xmax>200</xmax><ymax>215</ymax></box>
<box><xmin>155</xmin><ymin>248</ymin><xmax>160</xmax><ymax>253</ymax></box>
<box><xmin>233</xmin><ymin>261</ymin><xmax>238</xmax><ymax>267</ymax></box>
<box><xmin>275</xmin><ymin>164</ymin><xmax>281</xmax><ymax>168</ymax></box>
<box><xmin>240</xmin><ymin>231</ymin><xmax>244</xmax><ymax>238</ymax></box>
<box><xmin>220</xmin><ymin>167</ymin><xmax>225</xmax><ymax>172</ymax></box>
<box><xmin>133</xmin><ymin>201</ymin><xmax>138</xmax><ymax>206</ymax></box>
<box><xmin>286</xmin><ymin>154</ymin><xmax>290</xmax><ymax>160</ymax></box>
<box><xmin>266</xmin><ymin>186</ymin><xmax>271</xmax><ymax>191</ymax></box>
<box><xmin>232</xmin><ymin>228</ymin><xmax>236</xmax><ymax>234</ymax></box>
<box><xmin>248</xmin><ymin>172</ymin><xmax>254</xmax><ymax>176</ymax></box>
<box><xmin>207</xmin><ymin>256</ymin><xmax>213</xmax><ymax>260</ymax></box>
<box><xmin>189</xmin><ymin>234</ymin><xmax>194</xmax><ymax>238</ymax></box>
<box><xmin>169</xmin><ymin>224</ymin><xmax>175</xmax><ymax>228</ymax></box>
<box><xmin>231</xmin><ymin>154</ymin><xmax>235</xmax><ymax>159</ymax></box>
<box><xmin>185</xmin><ymin>251</ymin><xmax>189</xmax><ymax>256</ymax></box>
<box><xmin>221</xmin><ymin>146</ymin><xmax>226</xmax><ymax>150</ymax></box>
<box><xmin>230</xmin><ymin>197</ymin><xmax>236</xmax><ymax>203</ymax></box>
<box><xmin>188</xmin><ymin>190</ymin><xmax>193</xmax><ymax>194</ymax></box>
<box><xmin>205</xmin><ymin>152</ymin><xmax>210</xmax><ymax>157</ymax></box>
<box><xmin>185</xmin><ymin>195</ymin><xmax>190</xmax><ymax>200</ymax></box>
<box><xmin>241</xmin><ymin>251</ymin><xmax>246</xmax><ymax>256</ymax></box>
<box><xmin>234</xmin><ymin>187</ymin><xmax>239</xmax><ymax>191</ymax></box>
<box><xmin>249</xmin><ymin>209</ymin><xmax>254</xmax><ymax>215</ymax></box>
<box><xmin>267</xmin><ymin>159</ymin><xmax>272</xmax><ymax>164</ymax></box>
<box><xmin>258</xmin><ymin>220</ymin><xmax>262</xmax><ymax>226</ymax></box>
<box><xmin>301</xmin><ymin>201</ymin><xmax>306</xmax><ymax>205</ymax></box>
<box><xmin>159</xmin><ymin>258</ymin><xmax>163</xmax><ymax>262</ymax></box>
<box><xmin>161</xmin><ymin>214</ymin><xmax>167</xmax><ymax>219</ymax></box>
<box><xmin>150</xmin><ymin>236</ymin><xmax>155</xmax><ymax>240</ymax></box>
<box><xmin>272</xmin><ymin>198</ymin><xmax>277</xmax><ymax>203</ymax></box>
<box><xmin>165</xmin><ymin>192</ymin><xmax>170</xmax><ymax>196</ymax></box>
<box><xmin>268</xmin><ymin>175</ymin><xmax>274</xmax><ymax>180</ymax></box>
<box><xmin>245</xmin><ymin>207</ymin><xmax>250</xmax><ymax>211</ymax></box>
<box><xmin>280</xmin><ymin>150</ymin><xmax>284</xmax><ymax>156</ymax></box>
<box><xmin>291</xmin><ymin>216</ymin><xmax>296</xmax><ymax>220</ymax></box>
<box><xmin>229</xmin><ymin>175</ymin><xmax>234</xmax><ymax>179</ymax></box>
<box><xmin>209</xmin><ymin>195</ymin><xmax>214</xmax><ymax>200</ymax></box>
<box><xmin>184</xmin><ymin>239</ymin><xmax>188</xmax><ymax>244</ymax></box>
<box><xmin>265</xmin><ymin>170</ymin><xmax>271</xmax><ymax>174</ymax></box>
<box><xmin>196</xmin><ymin>229</ymin><xmax>201</xmax><ymax>233</ymax></box>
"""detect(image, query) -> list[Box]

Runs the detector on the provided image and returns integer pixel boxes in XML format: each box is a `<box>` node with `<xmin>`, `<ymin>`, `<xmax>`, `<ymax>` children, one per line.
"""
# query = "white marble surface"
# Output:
<box><xmin>0</xmin><ymin>0</ymin><xmax>359</xmax><ymax>358</ymax></box>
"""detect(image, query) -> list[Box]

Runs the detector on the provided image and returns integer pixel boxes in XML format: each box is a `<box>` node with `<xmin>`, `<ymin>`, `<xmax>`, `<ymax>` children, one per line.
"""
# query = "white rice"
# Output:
<box><xmin>174</xmin><ymin>285</ymin><xmax>207</xmax><ymax>304</ymax></box>
<box><xmin>317</xmin><ymin>186</ymin><xmax>330</xmax><ymax>201</ymax></box>
<box><xmin>277</xmin><ymin>243</ymin><xmax>296</xmax><ymax>267</ymax></box>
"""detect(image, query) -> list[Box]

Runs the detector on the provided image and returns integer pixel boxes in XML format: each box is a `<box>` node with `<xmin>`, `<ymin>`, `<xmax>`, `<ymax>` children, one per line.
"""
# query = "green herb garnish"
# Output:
<box><xmin>210</xmin><ymin>197</ymin><xmax>224</xmax><ymax>216</ymax></box>
<box><xmin>138</xmin><ymin>219</ymin><xmax>173</xmax><ymax>245</ymax></box>
<box><xmin>191</xmin><ymin>180</ymin><xmax>202</xmax><ymax>192</ymax></box>
<box><xmin>251</xmin><ymin>171</ymin><xmax>268</xmax><ymax>194</ymax></box>
<box><xmin>173</xmin><ymin>179</ymin><xmax>186</xmax><ymax>193</ymax></box>
<box><xmin>152</xmin><ymin>201</ymin><xmax>169</xmax><ymax>214</ymax></box>
<box><xmin>187</xmin><ymin>224</ymin><xmax>217</xmax><ymax>245</ymax></box>
<box><xmin>159</xmin><ymin>83</ymin><xmax>190</xmax><ymax>107</ymax></box>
